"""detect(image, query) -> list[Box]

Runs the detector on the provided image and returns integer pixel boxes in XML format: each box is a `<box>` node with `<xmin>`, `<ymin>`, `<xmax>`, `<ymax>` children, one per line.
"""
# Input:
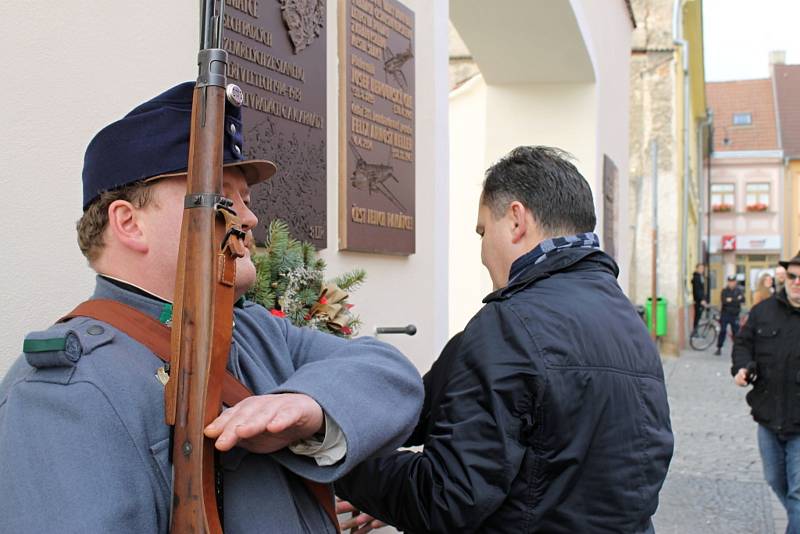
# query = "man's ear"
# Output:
<box><xmin>508</xmin><ymin>201</ymin><xmax>528</xmax><ymax>244</ymax></box>
<box><xmin>106</xmin><ymin>200</ymin><xmax>149</xmax><ymax>253</ymax></box>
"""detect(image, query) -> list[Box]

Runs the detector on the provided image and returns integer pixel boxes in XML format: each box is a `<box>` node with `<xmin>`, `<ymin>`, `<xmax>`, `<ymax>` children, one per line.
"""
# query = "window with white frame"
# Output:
<box><xmin>711</xmin><ymin>183</ymin><xmax>735</xmax><ymax>212</ymax></box>
<box><xmin>745</xmin><ymin>183</ymin><xmax>769</xmax><ymax>212</ymax></box>
<box><xmin>733</xmin><ymin>113</ymin><xmax>752</xmax><ymax>125</ymax></box>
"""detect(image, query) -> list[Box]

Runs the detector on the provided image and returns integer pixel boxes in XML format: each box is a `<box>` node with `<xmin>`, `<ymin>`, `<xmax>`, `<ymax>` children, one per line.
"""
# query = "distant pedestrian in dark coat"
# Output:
<box><xmin>691</xmin><ymin>263</ymin><xmax>707</xmax><ymax>335</ymax></box>
<box><xmin>716</xmin><ymin>275</ymin><xmax>744</xmax><ymax>355</ymax></box>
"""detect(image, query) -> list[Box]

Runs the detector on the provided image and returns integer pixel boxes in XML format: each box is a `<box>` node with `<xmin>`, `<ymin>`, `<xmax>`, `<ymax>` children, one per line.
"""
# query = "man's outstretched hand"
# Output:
<box><xmin>336</xmin><ymin>499</ymin><xmax>387</xmax><ymax>533</ymax></box>
<box><xmin>204</xmin><ymin>393</ymin><xmax>324</xmax><ymax>453</ymax></box>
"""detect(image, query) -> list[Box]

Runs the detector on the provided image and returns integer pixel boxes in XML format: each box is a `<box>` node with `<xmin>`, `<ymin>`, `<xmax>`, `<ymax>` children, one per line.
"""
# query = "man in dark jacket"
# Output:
<box><xmin>335</xmin><ymin>146</ymin><xmax>673</xmax><ymax>533</ymax></box>
<box><xmin>716</xmin><ymin>275</ymin><xmax>745</xmax><ymax>355</ymax></box>
<box><xmin>691</xmin><ymin>263</ymin><xmax>708</xmax><ymax>335</ymax></box>
<box><xmin>732</xmin><ymin>251</ymin><xmax>800</xmax><ymax>532</ymax></box>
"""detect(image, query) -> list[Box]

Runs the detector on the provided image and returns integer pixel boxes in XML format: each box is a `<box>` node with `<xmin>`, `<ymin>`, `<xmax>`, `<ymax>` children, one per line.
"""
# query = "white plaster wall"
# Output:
<box><xmin>446</xmin><ymin>0</ymin><xmax>633</xmax><ymax>337</ymax></box>
<box><xmin>447</xmin><ymin>76</ymin><xmax>491</xmax><ymax>336</ymax></box>
<box><xmin>0</xmin><ymin>1</ymin><xmax>198</xmax><ymax>376</ymax></box>
<box><xmin>447</xmin><ymin>80</ymin><xmax>598</xmax><ymax>335</ymax></box>
<box><xmin>571</xmin><ymin>0</ymin><xmax>633</xmax><ymax>294</ymax></box>
<box><xmin>0</xmin><ymin>1</ymin><xmax>450</xmax><ymax>380</ymax></box>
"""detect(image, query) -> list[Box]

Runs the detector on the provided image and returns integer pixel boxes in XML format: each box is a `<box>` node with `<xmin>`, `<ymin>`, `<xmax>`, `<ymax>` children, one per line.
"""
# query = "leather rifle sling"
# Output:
<box><xmin>59</xmin><ymin>299</ymin><xmax>339</xmax><ymax>532</ymax></box>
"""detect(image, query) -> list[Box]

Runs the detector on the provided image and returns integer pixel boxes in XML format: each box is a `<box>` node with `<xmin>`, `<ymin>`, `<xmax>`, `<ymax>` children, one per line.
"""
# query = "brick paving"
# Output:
<box><xmin>654</xmin><ymin>345</ymin><xmax>787</xmax><ymax>533</ymax></box>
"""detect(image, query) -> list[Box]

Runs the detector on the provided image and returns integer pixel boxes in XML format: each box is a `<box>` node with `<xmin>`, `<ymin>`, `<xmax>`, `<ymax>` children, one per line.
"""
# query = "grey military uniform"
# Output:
<box><xmin>0</xmin><ymin>276</ymin><xmax>422</xmax><ymax>533</ymax></box>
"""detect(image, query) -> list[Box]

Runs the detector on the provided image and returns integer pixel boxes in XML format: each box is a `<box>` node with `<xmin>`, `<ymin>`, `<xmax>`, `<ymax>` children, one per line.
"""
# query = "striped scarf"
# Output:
<box><xmin>509</xmin><ymin>232</ymin><xmax>600</xmax><ymax>284</ymax></box>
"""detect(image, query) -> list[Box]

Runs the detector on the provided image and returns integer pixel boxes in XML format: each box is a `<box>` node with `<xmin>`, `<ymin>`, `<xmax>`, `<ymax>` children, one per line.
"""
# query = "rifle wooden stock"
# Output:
<box><xmin>166</xmin><ymin>84</ymin><xmax>230</xmax><ymax>533</ymax></box>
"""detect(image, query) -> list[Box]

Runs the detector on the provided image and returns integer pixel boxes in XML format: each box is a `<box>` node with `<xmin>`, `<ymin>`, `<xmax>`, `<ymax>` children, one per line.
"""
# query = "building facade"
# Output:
<box><xmin>705</xmin><ymin>67</ymin><xmax>784</xmax><ymax>307</ymax></box>
<box><xmin>773</xmin><ymin>61</ymin><xmax>800</xmax><ymax>258</ymax></box>
<box><xmin>447</xmin><ymin>0</ymin><xmax>636</xmax><ymax>337</ymax></box>
<box><xmin>628</xmin><ymin>0</ymin><xmax>708</xmax><ymax>354</ymax></box>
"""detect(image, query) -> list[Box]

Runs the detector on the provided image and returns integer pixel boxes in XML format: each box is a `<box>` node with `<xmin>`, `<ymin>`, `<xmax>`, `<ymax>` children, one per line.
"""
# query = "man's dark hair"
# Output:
<box><xmin>482</xmin><ymin>146</ymin><xmax>596</xmax><ymax>235</ymax></box>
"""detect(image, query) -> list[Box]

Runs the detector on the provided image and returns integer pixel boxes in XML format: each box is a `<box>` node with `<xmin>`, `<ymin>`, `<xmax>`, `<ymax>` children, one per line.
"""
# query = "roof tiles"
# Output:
<box><xmin>706</xmin><ymin>78</ymin><xmax>779</xmax><ymax>152</ymax></box>
<box><xmin>773</xmin><ymin>64</ymin><xmax>800</xmax><ymax>158</ymax></box>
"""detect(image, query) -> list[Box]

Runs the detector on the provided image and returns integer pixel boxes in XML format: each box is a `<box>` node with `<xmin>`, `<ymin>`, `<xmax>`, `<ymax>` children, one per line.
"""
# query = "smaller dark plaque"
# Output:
<box><xmin>338</xmin><ymin>0</ymin><xmax>415</xmax><ymax>255</ymax></box>
<box><xmin>603</xmin><ymin>154</ymin><xmax>618</xmax><ymax>259</ymax></box>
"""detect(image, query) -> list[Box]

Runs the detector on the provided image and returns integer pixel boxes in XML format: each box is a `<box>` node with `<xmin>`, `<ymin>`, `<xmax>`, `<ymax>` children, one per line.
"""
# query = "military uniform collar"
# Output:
<box><xmin>94</xmin><ymin>275</ymin><xmax>246</xmax><ymax>324</ymax></box>
<box><xmin>94</xmin><ymin>275</ymin><xmax>173</xmax><ymax>324</ymax></box>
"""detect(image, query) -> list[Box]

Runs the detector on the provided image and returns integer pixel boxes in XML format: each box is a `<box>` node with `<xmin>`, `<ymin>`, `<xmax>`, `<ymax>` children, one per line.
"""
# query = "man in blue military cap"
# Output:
<box><xmin>0</xmin><ymin>82</ymin><xmax>422</xmax><ymax>533</ymax></box>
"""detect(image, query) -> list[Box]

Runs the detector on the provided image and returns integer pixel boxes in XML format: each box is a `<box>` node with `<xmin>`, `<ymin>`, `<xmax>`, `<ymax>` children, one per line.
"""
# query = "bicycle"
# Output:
<box><xmin>690</xmin><ymin>305</ymin><xmax>720</xmax><ymax>351</ymax></box>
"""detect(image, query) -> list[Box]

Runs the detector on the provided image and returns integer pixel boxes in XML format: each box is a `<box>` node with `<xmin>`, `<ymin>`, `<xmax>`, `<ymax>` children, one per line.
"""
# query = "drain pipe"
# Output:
<box><xmin>697</xmin><ymin>111</ymin><xmax>713</xmax><ymax>263</ymax></box>
<box><xmin>674</xmin><ymin>0</ymin><xmax>692</xmax><ymax>348</ymax></box>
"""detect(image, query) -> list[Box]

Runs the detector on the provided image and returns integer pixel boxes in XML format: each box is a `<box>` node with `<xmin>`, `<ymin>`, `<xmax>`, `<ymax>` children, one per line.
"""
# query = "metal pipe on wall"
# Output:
<box><xmin>674</xmin><ymin>0</ymin><xmax>691</xmax><ymax>348</ymax></box>
<box><xmin>651</xmin><ymin>140</ymin><xmax>659</xmax><ymax>343</ymax></box>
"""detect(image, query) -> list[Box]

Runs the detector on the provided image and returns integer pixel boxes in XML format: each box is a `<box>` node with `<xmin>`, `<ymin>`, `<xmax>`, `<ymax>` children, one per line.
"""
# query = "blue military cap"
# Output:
<box><xmin>81</xmin><ymin>81</ymin><xmax>276</xmax><ymax>210</ymax></box>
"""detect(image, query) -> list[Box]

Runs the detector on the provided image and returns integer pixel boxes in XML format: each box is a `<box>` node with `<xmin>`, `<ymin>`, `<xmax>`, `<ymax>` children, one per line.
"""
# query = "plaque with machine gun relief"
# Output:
<box><xmin>338</xmin><ymin>0</ymin><xmax>415</xmax><ymax>254</ymax></box>
<box><xmin>223</xmin><ymin>0</ymin><xmax>328</xmax><ymax>248</ymax></box>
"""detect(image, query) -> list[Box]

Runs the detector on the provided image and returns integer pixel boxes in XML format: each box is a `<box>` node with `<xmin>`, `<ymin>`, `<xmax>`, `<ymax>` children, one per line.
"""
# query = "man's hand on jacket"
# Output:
<box><xmin>734</xmin><ymin>368</ymin><xmax>750</xmax><ymax>387</ymax></box>
<box><xmin>204</xmin><ymin>393</ymin><xmax>324</xmax><ymax>453</ymax></box>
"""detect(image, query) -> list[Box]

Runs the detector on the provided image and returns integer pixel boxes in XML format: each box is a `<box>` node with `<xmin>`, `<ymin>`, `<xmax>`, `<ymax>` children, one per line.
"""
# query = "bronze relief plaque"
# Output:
<box><xmin>339</xmin><ymin>0</ymin><xmax>415</xmax><ymax>255</ymax></box>
<box><xmin>223</xmin><ymin>0</ymin><xmax>328</xmax><ymax>247</ymax></box>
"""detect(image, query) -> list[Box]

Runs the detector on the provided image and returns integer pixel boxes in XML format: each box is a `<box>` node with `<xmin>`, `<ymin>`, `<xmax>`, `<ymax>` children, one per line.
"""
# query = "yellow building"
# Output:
<box><xmin>628</xmin><ymin>0</ymin><xmax>708</xmax><ymax>354</ymax></box>
<box><xmin>773</xmin><ymin>61</ymin><xmax>800</xmax><ymax>258</ymax></box>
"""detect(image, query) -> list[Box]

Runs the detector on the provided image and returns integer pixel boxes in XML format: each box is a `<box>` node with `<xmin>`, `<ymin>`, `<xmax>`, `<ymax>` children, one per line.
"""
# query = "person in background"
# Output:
<box><xmin>775</xmin><ymin>265</ymin><xmax>787</xmax><ymax>295</ymax></box>
<box><xmin>715</xmin><ymin>275</ymin><xmax>744</xmax><ymax>356</ymax></box>
<box><xmin>753</xmin><ymin>272</ymin><xmax>774</xmax><ymax>307</ymax></box>
<box><xmin>691</xmin><ymin>263</ymin><xmax>708</xmax><ymax>336</ymax></box>
<box><xmin>732</xmin><ymin>251</ymin><xmax>800</xmax><ymax>532</ymax></box>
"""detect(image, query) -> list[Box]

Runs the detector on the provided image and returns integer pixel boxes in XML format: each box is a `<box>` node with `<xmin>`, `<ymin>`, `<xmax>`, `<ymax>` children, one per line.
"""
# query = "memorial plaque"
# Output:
<box><xmin>223</xmin><ymin>0</ymin><xmax>327</xmax><ymax>248</ymax></box>
<box><xmin>339</xmin><ymin>0</ymin><xmax>415</xmax><ymax>254</ymax></box>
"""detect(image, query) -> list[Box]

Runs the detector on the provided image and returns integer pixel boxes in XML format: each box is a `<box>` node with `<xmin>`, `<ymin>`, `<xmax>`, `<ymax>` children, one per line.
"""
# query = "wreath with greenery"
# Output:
<box><xmin>246</xmin><ymin>220</ymin><xmax>365</xmax><ymax>338</ymax></box>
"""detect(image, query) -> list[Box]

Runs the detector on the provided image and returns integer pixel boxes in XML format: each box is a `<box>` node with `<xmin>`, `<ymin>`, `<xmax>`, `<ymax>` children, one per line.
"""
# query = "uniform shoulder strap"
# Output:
<box><xmin>59</xmin><ymin>299</ymin><xmax>252</xmax><ymax>405</ymax></box>
<box><xmin>59</xmin><ymin>299</ymin><xmax>339</xmax><ymax>532</ymax></box>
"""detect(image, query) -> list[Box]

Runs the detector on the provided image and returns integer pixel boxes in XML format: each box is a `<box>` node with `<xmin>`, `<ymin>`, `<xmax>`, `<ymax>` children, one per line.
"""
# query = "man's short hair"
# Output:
<box><xmin>482</xmin><ymin>146</ymin><xmax>596</xmax><ymax>235</ymax></box>
<box><xmin>76</xmin><ymin>181</ymin><xmax>155</xmax><ymax>263</ymax></box>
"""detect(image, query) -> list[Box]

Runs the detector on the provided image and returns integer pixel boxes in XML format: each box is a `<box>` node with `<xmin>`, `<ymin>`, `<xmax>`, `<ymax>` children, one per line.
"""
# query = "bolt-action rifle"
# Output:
<box><xmin>164</xmin><ymin>1</ymin><xmax>246</xmax><ymax>531</ymax></box>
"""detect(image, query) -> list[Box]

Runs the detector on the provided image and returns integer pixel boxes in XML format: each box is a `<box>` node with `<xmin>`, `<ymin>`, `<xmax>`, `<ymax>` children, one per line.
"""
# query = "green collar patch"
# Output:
<box><xmin>23</xmin><ymin>337</ymin><xmax>67</xmax><ymax>353</ymax></box>
<box><xmin>159</xmin><ymin>303</ymin><xmax>173</xmax><ymax>325</ymax></box>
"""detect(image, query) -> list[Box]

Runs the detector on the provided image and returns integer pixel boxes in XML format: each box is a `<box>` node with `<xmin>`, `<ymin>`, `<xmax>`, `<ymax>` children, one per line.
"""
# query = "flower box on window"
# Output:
<box><xmin>745</xmin><ymin>203</ymin><xmax>768</xmax><ymax>212</ymax></box>
<box><xmin>712</xmin><ymin>203</ymin><xmax>733</xmax><ymax>212</ymax></box>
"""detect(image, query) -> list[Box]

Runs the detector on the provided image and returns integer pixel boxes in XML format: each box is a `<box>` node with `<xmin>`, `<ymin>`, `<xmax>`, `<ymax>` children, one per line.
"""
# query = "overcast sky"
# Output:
<box><xmin>703</xmin><ymin>0</ymin><xmax>800</xmax><ymax>81</ymax></box>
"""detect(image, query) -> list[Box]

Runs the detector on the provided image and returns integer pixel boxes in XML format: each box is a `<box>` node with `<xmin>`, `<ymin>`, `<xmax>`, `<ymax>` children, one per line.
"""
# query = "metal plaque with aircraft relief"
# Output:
<box><xmin>339</xmin><ymin>0</ymin><xmax>415</xmax><ymax>254</ymax></box>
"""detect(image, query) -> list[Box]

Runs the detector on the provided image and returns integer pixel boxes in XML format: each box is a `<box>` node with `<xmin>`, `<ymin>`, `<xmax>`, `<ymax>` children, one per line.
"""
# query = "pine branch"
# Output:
<box><xmin>333</xmin><ymin>269</ymin><xmax>367</xmax><ymax>291</ymax></box>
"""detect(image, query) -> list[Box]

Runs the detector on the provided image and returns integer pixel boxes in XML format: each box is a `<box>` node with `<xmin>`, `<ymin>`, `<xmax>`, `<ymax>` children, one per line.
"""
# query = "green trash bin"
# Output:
<box><xmin>644</xmin><ymin>297</ymin><xmax>667</xmax><ymax>337</ymax></box>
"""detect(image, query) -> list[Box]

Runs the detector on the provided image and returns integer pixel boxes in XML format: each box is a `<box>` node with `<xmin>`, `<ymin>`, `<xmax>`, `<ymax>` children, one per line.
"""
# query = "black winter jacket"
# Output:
<box><xmin>692</xmin><ymin>272</ymin><xmax>706</xmax><ymax>303</ymax></box>
<box><xmin>732</xmin><ymin>290</ymin><xmax>800</xmax><ymax>436</ymax></box>
<box><xmin>720</xmin><ymin>286</ymin><xmax>744</xmax><ymax>316</ymax></box>
<box><xmin>336</xmin><ymin>248</ymin><xmax>673</xmax><ymax>533</ymax></box>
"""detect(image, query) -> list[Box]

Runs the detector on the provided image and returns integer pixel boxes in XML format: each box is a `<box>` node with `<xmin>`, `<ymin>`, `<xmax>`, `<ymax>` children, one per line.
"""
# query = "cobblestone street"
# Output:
<box><xmin>653</xmin><ymin>345</ymin><xmax>787</xmax><ymax>533</ymax></box>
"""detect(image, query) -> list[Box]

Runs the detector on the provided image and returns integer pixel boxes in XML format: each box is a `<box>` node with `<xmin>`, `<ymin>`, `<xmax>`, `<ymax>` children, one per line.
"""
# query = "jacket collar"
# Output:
<box><xmin>483</xmin><ymin>247</ymin><xmax>618</xmax><ymax>303</ymax></box>
<box><xmin>775</xmin><ymin>288</ymin><xmax>800</xmax><ymax>314</ymax></box>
